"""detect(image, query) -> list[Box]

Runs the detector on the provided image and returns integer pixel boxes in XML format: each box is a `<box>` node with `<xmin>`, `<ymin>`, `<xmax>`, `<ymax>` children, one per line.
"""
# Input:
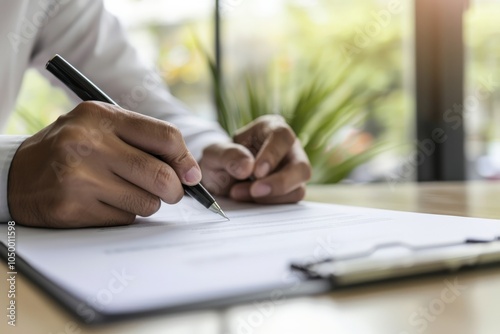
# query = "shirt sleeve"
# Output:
<box><xmin>0</xmin><ymin>135</ymin><xmax>29</xmax><ymax>222</ymax></box>
<box><xmin>29</xmin><ymin>0</ymin><xmax>231</xmax><ymax>161</ymax></box>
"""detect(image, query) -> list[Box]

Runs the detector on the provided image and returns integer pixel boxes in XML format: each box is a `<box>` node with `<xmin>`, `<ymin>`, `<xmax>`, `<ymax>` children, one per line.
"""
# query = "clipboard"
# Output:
<box><xmin>291</xmin><ymin>238</ymin><xmax>500</xmax><ymax>286</ymax></box>
<box><xmin>3</xmin><ymin>237</ymin><xmax>500</xmax><ymax>324</ymax></box>
<box><xmin>3</xmin><ymin>237</ymin><xmax>500</xmax><ymax>325</ymax></box>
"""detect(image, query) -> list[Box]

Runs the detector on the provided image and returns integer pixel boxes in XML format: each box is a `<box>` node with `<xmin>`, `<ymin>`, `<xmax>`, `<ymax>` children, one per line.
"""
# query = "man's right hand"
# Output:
<box><xmin>7</xmin><ymin>101</ymin><xmax>201</xmax><ymax>228</ymax></box>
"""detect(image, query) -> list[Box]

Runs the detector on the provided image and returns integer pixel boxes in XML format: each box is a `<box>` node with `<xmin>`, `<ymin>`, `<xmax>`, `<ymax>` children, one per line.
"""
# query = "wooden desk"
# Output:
<box><xmin>2</xmin><ymin>181</ymin><xmax>500</xmax><ymax>334</ymax></box>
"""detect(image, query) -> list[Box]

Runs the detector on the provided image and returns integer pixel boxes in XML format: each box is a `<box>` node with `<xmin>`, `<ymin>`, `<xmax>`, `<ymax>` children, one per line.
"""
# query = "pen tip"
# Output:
<box><xmin>209</xmin><ymin>203</ymin><xmax>229</xmax><ymax>221</ymax></box>
<box><xmin>219</xmin><ymin>210</ymin><xmax>230</xmax><ymax>221</ymax></box>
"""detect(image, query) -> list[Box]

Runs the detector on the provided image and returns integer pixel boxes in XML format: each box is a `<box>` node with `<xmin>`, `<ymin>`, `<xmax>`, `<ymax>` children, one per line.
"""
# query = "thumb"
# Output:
<box><xmin>200</xmin><ymin>143</ymin><xmax>254</xmax><ymax>196</ymax></box>
<box><xmin>201</xmin><ymin>143</ymin><xmax>255</xmax><ymax>180</ymax></box>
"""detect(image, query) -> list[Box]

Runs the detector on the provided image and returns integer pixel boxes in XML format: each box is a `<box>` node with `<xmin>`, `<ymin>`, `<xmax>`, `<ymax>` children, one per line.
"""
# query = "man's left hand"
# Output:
<box><xmin>199</xmin><ymin>115</ymin><xmax>312</xmax><ymax>204</ymax></box>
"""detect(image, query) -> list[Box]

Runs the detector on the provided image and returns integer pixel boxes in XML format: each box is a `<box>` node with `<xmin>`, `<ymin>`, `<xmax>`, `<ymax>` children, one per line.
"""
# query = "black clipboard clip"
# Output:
<box><xmin>291</xmin><ymin>238</ymin><xmax>500</xmax><ymax>287</ymax></box>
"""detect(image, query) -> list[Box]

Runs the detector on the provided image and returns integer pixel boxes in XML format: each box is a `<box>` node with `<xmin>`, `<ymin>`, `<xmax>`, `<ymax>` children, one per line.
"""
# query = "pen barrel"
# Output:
<box><xmin>46</xmin><ymin>55</ymin><xmax>118</xmax><ymax>105</ymax></box>
<box><xmin>182</xmin><ymin>184</ymin><xmax>214</xmax><ymax>209</ymax></box>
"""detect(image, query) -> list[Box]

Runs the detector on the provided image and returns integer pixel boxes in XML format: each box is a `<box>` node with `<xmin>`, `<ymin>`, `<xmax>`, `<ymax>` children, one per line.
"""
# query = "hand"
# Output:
<box><xmin>200</xmin><ymin>115</ymin><xmax>312</xmax><ymax>204</ymax></box>
<box><xmin>8</xmin><ymin>101</ymin><xmax>201</xmax><ymax>228</ymax></box>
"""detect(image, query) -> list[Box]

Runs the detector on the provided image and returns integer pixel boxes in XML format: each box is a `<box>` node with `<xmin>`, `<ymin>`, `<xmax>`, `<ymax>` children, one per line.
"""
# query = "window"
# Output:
<box><xmin>221</xmin><ymin>0</ymin><xmax>415</xmax><ymax>183</ymax></box>
<box><xmin>465</xmin><ymin>0</ymin><xmax>500</xmax><ymax>180</ymax></box>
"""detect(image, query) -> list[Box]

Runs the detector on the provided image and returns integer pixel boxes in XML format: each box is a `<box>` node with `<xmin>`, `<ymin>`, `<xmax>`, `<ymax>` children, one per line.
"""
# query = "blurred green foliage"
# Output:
<box><xmin>210</xmin><ymin>0</ymin><xmax>412</xmax><ymax>182</ymax></box>
<box><xmin>201</xmin><ymin>40</ymin><xmax>390</xmax><ymax>183</ymax></box>
<box><xmin>6</xmin><ymin>70</ymin><xmax>72</xmax><ymax>134</ymax></box>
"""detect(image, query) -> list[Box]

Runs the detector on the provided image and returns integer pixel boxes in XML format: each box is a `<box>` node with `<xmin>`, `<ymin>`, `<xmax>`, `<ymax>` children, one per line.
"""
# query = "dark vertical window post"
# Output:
<box><xmin>213</xmin><ymin>0</ymin><xmax>229</xmax><ymax>132</ymax></box>
<box><xmin>415</xmin><ymin>0</ymin><xmax>467</xmax><ymax>181</ymax></box>
<box><xmin>214</xmin><ymin>0</ymin><xmax>222</xmax><ymax>97</ymax></box>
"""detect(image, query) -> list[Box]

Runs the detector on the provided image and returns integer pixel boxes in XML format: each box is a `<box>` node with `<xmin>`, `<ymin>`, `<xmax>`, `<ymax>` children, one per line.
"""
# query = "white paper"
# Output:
<box><xmin>2</xmin><ymin>198</ymin><xmax>500</xmax><ymax>315</ymax></box>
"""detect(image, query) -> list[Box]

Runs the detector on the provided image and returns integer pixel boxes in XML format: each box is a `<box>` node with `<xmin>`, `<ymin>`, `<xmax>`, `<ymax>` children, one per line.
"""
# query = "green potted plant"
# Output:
<box><xmin>202</xmin><ymin>47</ymin><xmax>388</xmax><ymax>184</ymax></box>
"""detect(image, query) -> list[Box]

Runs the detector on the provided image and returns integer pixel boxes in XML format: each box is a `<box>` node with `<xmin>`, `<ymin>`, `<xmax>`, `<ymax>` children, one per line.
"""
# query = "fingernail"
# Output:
<box><xmin>256</xmin><ymin>162</ymin><xmax>270</xmax><ymax>178</ymax></box>
<box><xmin>252</xmin><ymin>183</ymin><xmax>271</xmax><ymax>197</ymax></box>
<box><xmin>185</xmin><ymin>166</ymin><xmax>202</xmax><ymax>184</ymax></box>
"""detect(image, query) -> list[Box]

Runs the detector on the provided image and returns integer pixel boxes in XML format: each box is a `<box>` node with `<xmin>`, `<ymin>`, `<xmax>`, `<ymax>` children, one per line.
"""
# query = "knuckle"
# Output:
<box><xmin>162</xmin><ymin>123</ymin><xmax>182</xmax><ymax>141</ymax></box>
<box><xmin>260</xmin><ymin>114</ymin><xmax>279</xmax><ymax>123</ymax></box>
<box><xmin>71</xmin><ymin>101</ymin><xmax>96</xmax><ymax>118</ymax></box>
<box><xmin>141</xmin><ymin>195</ymin><xmax>161</xmax><ymax>217</ymax></box>
<box><xmin>72</xmin><ymin>101</ymin><xmax>118</xmax><ymax>124</ymax></box>
<box><xmin>53</xmin><ymin>135</ymin><xmax>96</xmax><ymax>166</ymax></box>
<box><xmin>173</xmin><ymin>149</ymin><xmax>191</xmax><ymax>166</ymax></box>
<box><xmin>54</xmin><ymin>113</ymin><xmax>70</xmax><ymax>127</ymax></box>
<box><xmin>224</xmin><ymin>146</ymin><xmax>244</xmax><ymax>160</ymax></box>
<box><xmin>126</xmin><ymin>152</ymin><xmax>149</xmax><ymax>175</ymax></box>
<box><xmin>270</xmin><ymin>114</ymin><xmax>286</xmax><ymax>122</ymax></box>
<box><xmin>78</xmin><ymin>100</ymin><xmax>101</xmax><ymax>110</ymax></box>
<box><xmin>77</xmin><ymin>100</ymin><xmax>111</xmax><ymax>115</ymax></box>
<box><xmin>118</xmin><ymin>192</ymin><xmax>160</xmax><ymax>216</ymax></box>
<box><xmin>118</xmin><ymin>192</ymin><xmax>137</xmax><ymax>213</ymax></box>
<box><xmin>51</xmin><ymin>124</ymin><xmax>84</xmax><ymax>150</ymax></box>
<box><xmin>153</xmin><ymin>163</ymin><xmax>173</xmax><ymax>190</ymax></box>
<box><xmin>261</xmin><ymin>114</ymin><xmax>286</xmax><ymax>128</ymax></box>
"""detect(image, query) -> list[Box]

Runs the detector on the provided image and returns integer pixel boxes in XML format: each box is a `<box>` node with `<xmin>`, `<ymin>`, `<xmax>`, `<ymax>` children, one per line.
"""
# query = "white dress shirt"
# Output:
<box><xmin>0</xmin><ymin>0</ymin><xmax>230</xmax><ymax>221</ymax></box>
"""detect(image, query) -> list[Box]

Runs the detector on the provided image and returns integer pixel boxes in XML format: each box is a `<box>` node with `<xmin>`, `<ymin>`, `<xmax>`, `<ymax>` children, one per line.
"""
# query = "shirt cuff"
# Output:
<box><xmin>0</xmin><ymin>135</ymin><xmax>29</xmax><ymax>222</ymax></box>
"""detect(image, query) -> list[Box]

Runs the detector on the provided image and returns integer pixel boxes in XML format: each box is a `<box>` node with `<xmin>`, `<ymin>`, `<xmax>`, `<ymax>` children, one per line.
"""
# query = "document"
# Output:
<box><xmin>1</xmin><ymin>198</ymin><xmax>500</xmax><ymax>318</ymax></box>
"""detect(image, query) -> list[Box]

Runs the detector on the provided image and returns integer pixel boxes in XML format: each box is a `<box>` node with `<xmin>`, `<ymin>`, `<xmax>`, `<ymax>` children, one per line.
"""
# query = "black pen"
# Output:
<box><xmin>46</xmin><ymin>54</ymin><xmax>228</xmax><ymax>220</ymax></box>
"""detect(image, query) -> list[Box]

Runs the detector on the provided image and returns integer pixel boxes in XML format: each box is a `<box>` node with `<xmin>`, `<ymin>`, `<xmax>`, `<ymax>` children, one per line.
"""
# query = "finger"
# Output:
<box><xmin>253</xmin><ymin>185</ymin><xmax>306</xmax><ymax>204</ymax></box>
<box><xmin>201</xmin><ymin>169</ymin><xmax>234</xmax><ymax>196</ymax></box>
<box><xmin>94</xmin><ymin>201</ymin><xmax>137</xmax><ymax>227</ymax></box>
<box><xmin>254</xmin><ymin>128</ymin><xmax>296</xmax><ymax>179</ymax></box>
<box><xmin>52</xmin><ymin>200</ymin><xmax>135</xmax><ymax>228</ymax></box>
<box><xmin>250</xmin><ymin>143</ymin><xmax>311</xmax><ymax>198</ymax></box>
<box><xmin>87</xmin><ymin>102</ymin><xmax>202</xmax><ymax>185</ymax></box>
<box><xmin>230</xmin><ymin>182</ymin><xmax>306</xmax><ymax>204</ymax></box>
<box><xmin>233</xmin><ymin>115</ymin><xmax>286</xmax><ymax>155</ymax></box>
<box><xmin>229</xmin><ymin>181</ymin><xmax>253</xmax><ymax>202</ymax></box>
<box><xmin>108</xmin><ymin>137</ymin><xmax>184</xmax><ymax>204</ymax></box>
<box><xmin>201</xmin><ymin>143</ymin><xmax>255</xmax><ymax>180</ymax></box>
<box><xmin>97</xmin><ymin>173</ymin><xmax>163</xmax><ymax>217</ymax></box>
